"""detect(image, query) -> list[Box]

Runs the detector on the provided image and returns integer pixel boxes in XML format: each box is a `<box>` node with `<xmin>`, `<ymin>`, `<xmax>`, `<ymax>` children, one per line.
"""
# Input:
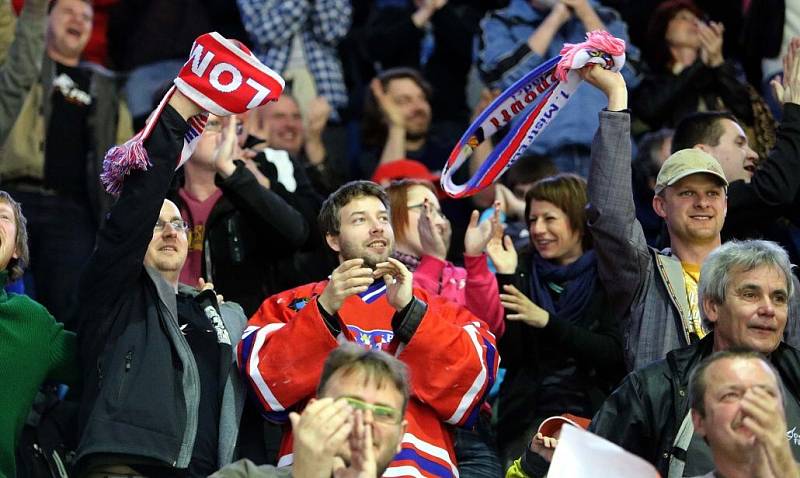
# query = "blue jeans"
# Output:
<box><xmin>124</xmin><ymin>60</ymin><xmax>185</xmax><ymax>123</ymax></box>
<box><xmin>453</xmin><ymin>414</ymin><xmax>503</xmax><ymax>478</ymax></box>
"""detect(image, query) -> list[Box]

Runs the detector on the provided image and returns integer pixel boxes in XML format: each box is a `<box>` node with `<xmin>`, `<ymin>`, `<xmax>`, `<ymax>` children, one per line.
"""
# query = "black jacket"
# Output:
<box><xmin>170</xmin><ymin>152</ymin><xmax>319</xmax><ymax>316</ymax></box>
<box><xmin>589</xmin><ymin>334</ymin><xmax>800</xmax><ymax>476</ymax></box>
<box><xmin>76</xmin><ymin>106</ymin><xmax>247</xmax><ymax>471</ymax></box>
<box><xmin>495</xmin><ymin>248</ymin><xmax>625</xmax><ymax>447</ymax></box>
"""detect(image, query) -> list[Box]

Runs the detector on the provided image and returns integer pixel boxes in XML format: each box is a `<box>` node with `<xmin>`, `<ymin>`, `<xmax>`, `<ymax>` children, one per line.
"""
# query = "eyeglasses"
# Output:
<box><xmin>407</xmin><ymin>203</ymin><xmax>446</xmax><ymax>220</ymax></box>
<box><xmin>343</xmin><ymin>397</ymin><xmax>402</xmax><ymax>424</ymax></box>
<box><xmin>154</xmin><ymin>219</ymin><xmax>189</xmax><ymax>232</ymax></box>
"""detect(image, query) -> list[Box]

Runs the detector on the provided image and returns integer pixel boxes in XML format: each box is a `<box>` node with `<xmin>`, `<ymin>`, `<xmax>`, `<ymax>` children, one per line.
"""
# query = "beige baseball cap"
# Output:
<box><xmin>654</xmin><ymin>149</ymin><xmax>728</xmax><ymax>195</ymax></box>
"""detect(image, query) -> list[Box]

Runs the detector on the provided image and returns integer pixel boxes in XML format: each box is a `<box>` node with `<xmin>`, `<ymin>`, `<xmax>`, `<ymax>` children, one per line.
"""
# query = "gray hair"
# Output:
<box><xmin>699</xmin><ymin>240</ymin><xmax>794</xmax><ymax>324</ymax></box>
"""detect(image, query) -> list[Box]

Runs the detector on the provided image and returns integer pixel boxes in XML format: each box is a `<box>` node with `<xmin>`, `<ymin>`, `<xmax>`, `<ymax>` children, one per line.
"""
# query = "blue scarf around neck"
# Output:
<box><xmin>529</xmin><ymin>250</ymin><xmax>598</xmax><ymax>325</ymax></box>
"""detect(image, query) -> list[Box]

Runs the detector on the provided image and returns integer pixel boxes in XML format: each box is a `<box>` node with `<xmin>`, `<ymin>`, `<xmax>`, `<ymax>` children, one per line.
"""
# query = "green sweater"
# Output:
<box><xmin>0</xmin><ymin>272</ymin><xmax>78</xmax><ymax>477</ymax></box>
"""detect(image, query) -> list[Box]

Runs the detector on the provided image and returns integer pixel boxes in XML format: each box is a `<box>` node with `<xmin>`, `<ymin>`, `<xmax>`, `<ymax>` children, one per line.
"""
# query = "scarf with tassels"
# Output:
<box><xmin>440</xmin><ymin>30</ymin><xmax>626</xmax><ymax>198</ymax></box>
<box><xmin>101</xmin><ymin>32</ymin><xmax>285</xmax><ymax>195</ymax></box>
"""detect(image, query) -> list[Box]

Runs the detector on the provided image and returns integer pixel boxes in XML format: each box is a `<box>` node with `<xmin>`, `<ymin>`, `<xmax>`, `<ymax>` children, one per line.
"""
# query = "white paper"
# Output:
<box><xmin>548</xmin><ymin>425</ymin><xmax>661</xmax><ymax>477</ymax></box>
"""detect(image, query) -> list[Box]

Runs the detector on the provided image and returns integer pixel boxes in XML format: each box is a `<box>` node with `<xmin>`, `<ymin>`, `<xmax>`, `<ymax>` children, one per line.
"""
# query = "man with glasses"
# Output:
<box><xmin>213</xmin><ymin>342</ymin><xmax>409</xmax><ymax>477</ymax></box>
<box><xmin>76</xmin><ymin>89</ymin><xmax>249</xmax><ymax>477</ymax></box>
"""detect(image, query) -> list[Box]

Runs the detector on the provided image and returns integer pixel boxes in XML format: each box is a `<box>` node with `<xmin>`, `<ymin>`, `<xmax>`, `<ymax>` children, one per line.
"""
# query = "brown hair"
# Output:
<box><xmin>645</xmin><ymin>0</ymin><xmax>705</xmax><ymax>73</ymax></box>
<box><xmin>524</xmin><ymin>173</ymin><xmax>592</xmax><ymax>250</ymax></box>
<box><xmin>385</xmin><ymin>179</ymin><xmax>436</xmax><ymax>246</ymax></box>
<box><xmin>362</xmin><ymin>67</ymin><xmax>433</xmax><ymax>148</ymax></box>
<box><xmin>319</xmin><ymin>180</ymin><xmax>390</xmax><ymax>238</ymax></box>
<box><xmin>0</xmin><ymin>191</ymin><xmax>30</xmax><ymax>281</ymax></box>
<box><xmin>317</xmin><ymin>342</ymin><xmax>410</xmax><ymax>415</ymax></box>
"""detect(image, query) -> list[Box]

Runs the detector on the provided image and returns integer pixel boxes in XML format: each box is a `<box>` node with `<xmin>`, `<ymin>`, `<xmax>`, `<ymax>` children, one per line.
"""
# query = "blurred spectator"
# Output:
<box><xmin>236</xmin><ymin>0</ymin><xmax>351</xmax><ymax>121</ymax></box>
<box><xmin>365</xmin><ymin>0</ymin><xmax>508</xmax><ymax>134</ymax></box>
<box><xmin>486</xmin><ymin>173</ymin><xmax>625</xmax><ymax>469</ymax></box>
<box><xmin>76</xmin><ymin>91</ymin><xmax>248</xmax><ymax>477</ymax></box>
<box><xmin>108</xmin><ymin>0</ymin><xmax>248</xmax><ymax>129</ymax></box>
<box><xmin>742</xmin><ymin>0</ymin><xmax>799</xmax><ymax>119</ymax></box>
<box><xmin>688</xmin><ymin>350</ymin><xmax>800</xmax><ymax>478</ymax></box>
<box><xmin>248</xmin><ymin>93</ymin><xmax>347</xmax><ymax>197</ymax></box>
<box><xmin>212</xmin><ymin>343</ymin><xmax>409</xmax><ymax>478</ymax></box>
<box><xmin>0</xmin><ymin>0</ymin><xmax>132</xmax><ymax>330</ymax></box>
<box><xmin>168</xmin><ymin>115</ymin><xmax>310</xmax><ymax>316</ymax></box>
<box><xmin>580</xmin><ymin>64</ymin><xmax>800</xmax><ymax>371</ymax></box>
<box><xmin>0</xmin><ymin>0</ymin><xmax>47</xmax><ymax>143</ymax></box>
<box><xmin>360</xmin><ymin>67</ymin><xmax>446</xmax><ymax>177</ymax></box>
<box><xmin>239</xmin><ymin>180</ymin><xmax>498</xmax><ymax>478</ymax></box>
<box><xmin>476</xmin><ymin>0</ymin><xmax>640</xmax><ymax>177</ymax></box>
<box><xmin>0</xmin><ymin>190</ymin><xmax>78</xmax><ymax>478</ymax></box>
<box><xmin>587</xmin><ymin>240</ymin><xmax>800</xmax><ymax>477</ymax></box>
<box><xmin>386</xmin><ymin>179</ymin><xmax>505</xmax><ymax>476</ymax></box>
<box><xmin>633</xmin><ymin>0</ymin><xmax>759</xmax><ymax>134</ymax></box>
<box><xmin>632</xmin><ymin>128</ymin><xmax>673</xmax><ymax>247</ymax></box>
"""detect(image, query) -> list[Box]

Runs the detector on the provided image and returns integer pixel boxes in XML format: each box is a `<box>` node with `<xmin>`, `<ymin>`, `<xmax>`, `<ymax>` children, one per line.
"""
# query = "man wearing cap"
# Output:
<box><xmin>578</xmin><ymin>54</ymin><xmax>800</xmax><ymax>371</ymax></box>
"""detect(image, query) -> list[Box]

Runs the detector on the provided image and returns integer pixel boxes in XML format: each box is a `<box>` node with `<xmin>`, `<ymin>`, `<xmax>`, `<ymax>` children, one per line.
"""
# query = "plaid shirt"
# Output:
<box><xmin>237</xmin><ymin>0</ymin><xmax>351</xmax><ymax>117</ymax></box>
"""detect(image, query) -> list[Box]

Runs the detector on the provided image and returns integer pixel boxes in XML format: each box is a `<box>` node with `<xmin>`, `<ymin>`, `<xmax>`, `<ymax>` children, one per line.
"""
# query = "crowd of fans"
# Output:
<box><xmin>2</xmin><ymin>0</ymin><xmax>800</xmax><ymax>477</ymax></box>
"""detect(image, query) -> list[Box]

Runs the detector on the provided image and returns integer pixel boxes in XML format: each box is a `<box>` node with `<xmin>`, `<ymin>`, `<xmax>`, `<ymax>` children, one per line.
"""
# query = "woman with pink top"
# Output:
<box><xmin>386</xmin><ymin>178</ymin><xmax>504</xmax><ymax>478</ymax></box>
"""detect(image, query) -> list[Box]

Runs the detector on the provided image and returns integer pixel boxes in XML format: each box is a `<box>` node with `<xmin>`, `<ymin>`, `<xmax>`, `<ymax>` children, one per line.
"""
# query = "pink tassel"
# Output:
<box><xmin>555</xmin><ymin>30</ymin><xmax>626</xmax><ymax>82</ymax></box>
<box><xmin>100</xmin><ymin>132</ymin><xmax>152</xmax><ymax>195</ymax></box>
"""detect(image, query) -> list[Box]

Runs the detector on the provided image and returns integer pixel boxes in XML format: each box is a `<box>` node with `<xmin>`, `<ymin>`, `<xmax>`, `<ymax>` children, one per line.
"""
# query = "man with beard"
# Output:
<box><xmin>687</xmin><ymin>350</ymin><xmax>800</xmax><ymax>478</ymax></box>
<box><xmin>212</xmin><ymin>342</ymin><xmax>409</xmax><ymax>478</ymax></box>
<box><xmin>239</xmin><ymin>180</ymin><xmax>498</xmax><ymax>478</ymax></box>
<box><xmin>359</xmin><ymin>68</ymin><xmax>448</xmax><ymax>179</ymax></box>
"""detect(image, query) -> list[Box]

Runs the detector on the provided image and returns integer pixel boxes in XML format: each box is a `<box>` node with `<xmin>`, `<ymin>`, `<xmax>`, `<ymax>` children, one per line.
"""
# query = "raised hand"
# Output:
<box><xmin>464</xmin><ymin>205</ymin><xmax>503</xmax><ymax>256</ymax></box>
<box><xmin>771</xmin><ymin>37</ymin><xmax>800</xmax><ymax>106</ymax></box>
<box><xmin>487</xmin><ymin>232</ymin><xmax>518</xmax><ymax>274</ymax></box>
<box><xmin>290</xmin><ymin>398</ymin><xmax>354</xmax><ymax>478</ymax></box>
<box><xmin>373</xmin><ymin>257</ymin><xmax>414</xmax><ymax>311</ymax></box>
<box><xmin>306</xmin><ymin>96</ymin><xmax>331</xmax><ymax>143</ymax></box>
<box><xmin>418</xmin><ymin>199</ymin><xmax>448</xmax><ymax>260</ymax></box>
<box><xmin>212</xmin><ymin>115</ymin><xmax>239</xmax><ymax>178</ymax></box>
<box><xmin>332</xmin><ymin>409</ymin><xmax>378</xmax><ymax>478</ymax></box>
<box><xmin>318</xmin><ymin>259</ymin><xmax>375</xmax><ymax>314</ymax></box>
<box><xmin>740</xmin><ymin>387</ymin><xmax>800</xmax><ymax>478</ymax></box>
<box><xmin>577</xmin><ymin>65</ymin><xmax>627</xmax><ymax>110</ymax></box>
<box><xmin>370</xmin><ymin>78</ymin><xmax>405</xmax><ymax>129</ymax></box>
<box><xmin>500</xmin><ymin>284</ymin><xmax>550</xmax><ymax>328</ymax></box>
<box><xmin>698</xmin><ymin>20</ymin><xmax>724</xmax><ymax>68</ymax></box>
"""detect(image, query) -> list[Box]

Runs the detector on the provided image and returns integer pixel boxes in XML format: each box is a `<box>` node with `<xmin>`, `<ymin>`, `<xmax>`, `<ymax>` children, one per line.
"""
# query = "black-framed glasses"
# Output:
<box><xmin>154</xmin><ymin>219</ymin><xmax>189</xmax><ymax>232</ymax></box>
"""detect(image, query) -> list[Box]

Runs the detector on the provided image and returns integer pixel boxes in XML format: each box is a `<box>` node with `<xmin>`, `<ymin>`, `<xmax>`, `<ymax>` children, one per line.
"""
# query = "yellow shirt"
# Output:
<box><xmin>682</xmin><ymin>262</ymin><xmax>707</xmax><ymax>339</ymax></box>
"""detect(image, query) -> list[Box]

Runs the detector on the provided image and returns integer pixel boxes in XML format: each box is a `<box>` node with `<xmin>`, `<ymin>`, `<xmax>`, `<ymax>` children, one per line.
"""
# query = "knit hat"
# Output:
<box><xmin>101</xmin><ymin>32</ymin><xmax>285</xmax><ymax>194</ymax></box>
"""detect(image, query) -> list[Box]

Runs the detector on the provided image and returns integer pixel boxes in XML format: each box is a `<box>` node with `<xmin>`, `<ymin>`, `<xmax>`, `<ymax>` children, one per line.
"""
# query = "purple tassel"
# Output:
<box><xmin>100</xmin><ymin>133</ymin><xmax>152</xmax><ymax>195</ymax></box>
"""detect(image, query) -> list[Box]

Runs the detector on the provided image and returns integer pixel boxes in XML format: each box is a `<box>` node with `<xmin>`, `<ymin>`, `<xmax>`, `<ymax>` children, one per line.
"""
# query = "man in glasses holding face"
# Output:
<box><xmin>214</xmin><ymin>342</ymin><xmax>408</xmax><ymax>477</ymax></box>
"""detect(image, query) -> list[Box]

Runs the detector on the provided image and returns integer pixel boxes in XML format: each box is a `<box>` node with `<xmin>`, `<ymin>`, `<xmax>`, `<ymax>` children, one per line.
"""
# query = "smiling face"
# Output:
<box><xmin>698</xmin><ymin>119</ymin><xmax>759</xmax><ymax>184</ymax></box>
<box><xmin>704</xmin><ymin>264</ymin><xmax>789</xmax><ymax>354</ymax></box>
<box><xmin>144</xmin><ymin>200</ymin><xmax>189</xmax><ymax>285</ymax></box>
<box><xmin>326</xmin><ymin>195</ymin><xmax>394</xmax><ymax>269</ymax></box>
<box><xmin>653</xmin><ymin>173</ymin><xmax>727</xmax><ymax>246</ymax></box>
<box><xmin>47</xmin><ymin>0</ymin><xmax>93</xmax><ymax>65</ymax></box>
<box><xmin>258</xmin><ymin>95</ymin><xmax>304</xmax><ymax>155</ymax></box>
<box><xmin>528</xmin><ymin>199</ymin><xmax>583</xmax><ymax>266</ymax></box>
<box><xmin>384</xmin><ymin>78</ymin><xmax>431</xmax><ymax>140</ymax></box>
<box><xmin>692</xmin><ymin>357</ymin><xmax>782</xmax><ymax>460</ymax></box>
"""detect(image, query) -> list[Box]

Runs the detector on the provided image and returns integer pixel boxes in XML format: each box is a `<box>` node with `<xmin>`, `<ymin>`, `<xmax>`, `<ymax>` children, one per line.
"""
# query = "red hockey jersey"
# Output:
<box><xmin>238</xmin><ymin>281</ymin><xmax>499</xmax><ymax>477</ymax></box>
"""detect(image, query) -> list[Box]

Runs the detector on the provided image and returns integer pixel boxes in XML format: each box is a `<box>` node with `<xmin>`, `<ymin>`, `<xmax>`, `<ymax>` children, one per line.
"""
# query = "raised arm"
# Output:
<box><xmin>581</xmin><ymin>67</ymin><xmax>653</xmax><ymax>323</ymax></box>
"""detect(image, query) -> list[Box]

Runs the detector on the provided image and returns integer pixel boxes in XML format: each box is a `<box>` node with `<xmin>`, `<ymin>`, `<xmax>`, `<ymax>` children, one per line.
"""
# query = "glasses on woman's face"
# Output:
<box><xmin>407</xmin><ymin>203</ymin><xmax>446</xmax><ymax>220</ymax></box>
<box><xmin>343</xmin><ymin>397</ymin><xmax>402</xmax><ymax>424</ymax></box>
